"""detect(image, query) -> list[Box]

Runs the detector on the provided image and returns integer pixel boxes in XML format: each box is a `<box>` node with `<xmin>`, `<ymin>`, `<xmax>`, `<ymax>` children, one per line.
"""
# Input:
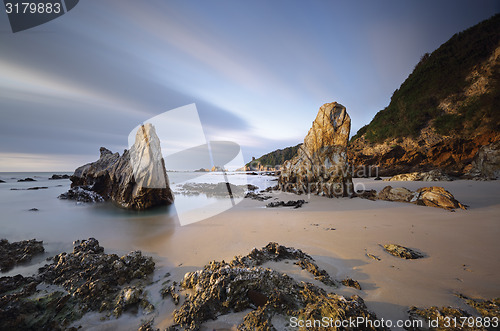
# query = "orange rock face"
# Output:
<box><xmin>279</xmin><ymin>102</ymin><xmax>354</xmax><ymax>197</ymax></box>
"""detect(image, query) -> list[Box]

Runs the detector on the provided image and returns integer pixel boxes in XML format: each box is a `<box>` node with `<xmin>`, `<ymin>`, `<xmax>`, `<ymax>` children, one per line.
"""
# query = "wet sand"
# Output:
<box><xmin>133</xmin><ymin>178</ymin><xmax>500</xmax><ymax>329</ymax></box>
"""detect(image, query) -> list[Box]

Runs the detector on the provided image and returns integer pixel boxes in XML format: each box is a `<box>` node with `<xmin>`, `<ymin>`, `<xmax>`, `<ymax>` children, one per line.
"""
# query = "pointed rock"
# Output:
<box><xmin>278</xmin><ymin>102</ymin><xmax>354</xmax><ymax>197</ymax></box>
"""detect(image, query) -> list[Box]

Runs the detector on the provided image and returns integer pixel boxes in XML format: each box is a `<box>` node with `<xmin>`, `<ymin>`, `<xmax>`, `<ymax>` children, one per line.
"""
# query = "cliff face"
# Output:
<box><xmin>279</xmin><ymin>102</ymin><xmax>353</xmax><ymax>197</ymax></box>
<box><xmin>349</xmin><ymin>15</ymin><xmax>500</xmax><ymax>177</ymax></box>
<box><xmin>67</xmin><ymin>123</ymin><xmax>174</xmax><ymax>210</ymax></box>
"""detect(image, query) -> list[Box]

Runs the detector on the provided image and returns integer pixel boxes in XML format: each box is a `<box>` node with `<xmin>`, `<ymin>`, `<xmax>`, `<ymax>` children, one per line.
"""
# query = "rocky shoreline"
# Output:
<box><xmin>1</xmin><ymin>239</ymin><xmax>498</xmax><ymax>330</ymax></box>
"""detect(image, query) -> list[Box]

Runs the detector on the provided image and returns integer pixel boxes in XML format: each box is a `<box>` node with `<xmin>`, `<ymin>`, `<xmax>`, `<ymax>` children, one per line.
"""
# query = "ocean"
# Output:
<box><xmin>0</xmin><ymin>171</ymin><xmax>276</xmax><ymax>276</ymax></box>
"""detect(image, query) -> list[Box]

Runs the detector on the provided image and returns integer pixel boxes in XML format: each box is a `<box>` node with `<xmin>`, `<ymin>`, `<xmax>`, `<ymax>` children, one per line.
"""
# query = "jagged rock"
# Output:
<box><xmin>11</xmin><ymin>186</ymin><xmax>48</xmax><ymax>191</ymax></box>
<box><xmin>384</xmin><ymin>169</ymin><xmax>453</xmax><ymax>181</ymax></box>
<box><xmin>457</xmin><ymin>294</ymin><xmax>500</xmax><ymax>318</ymax></box>
<box><xmin>173</xmin><ymin>243</ymin><xmax>380</xmax><ymax>330</ymax></box>
<box><xmin>58</xmin><ymin>186</ymin><xmax>105</xmax><ymax>203</ymax></box>
<box><xmin>17</xmin><ymin>177</ymin><xmax>36</xmax><ymax>182</ymax></box>
<box><xmin>408</xmin><ymin>306</ymin><xmax>472</xmax><ymax>329</ymax></box>
<box><xmin>467</xmin><ymin>140</ymin><xmax>500</xmax><ymax>179</ymax></box>
<box><xmin>266</xmin><ymin>200</ymin><xmax>306</xmax><ymax>209</ymax></box>
<box><xmin>377</xmin><ymin>186</ymin><xmax>415</xmax><ymax>202</ymax></box>
<box><xmin>383</xmin><ymin>244</ymin><xmax>423</xmax><ymax>259</ymax></box>
<box><xmin>279</xmin><ymin>102</ymin><xmax>354</xmax><ymax>197</ymax></box>
<box><xmin>160</xmin><ymin>284</ymin><xmax>180</xmax><ymax>305</ymax></box>
<box><xmin>39</xmin><ymin>238</ymin><xmax>155</xmax><ymax>312</ymax></box>
<box><xmin>0</xmin><ymin>238</ymin><xmax>156</xmax><ymax>330</ymax></box>
<box><xmin>0</xmin><ymin>179</ymin><xmax>5</xmax><ymax>183</ymax></box>
<box><xmin>62</xmin><ymin>123</ymin><xmax>174</xmax><ymax>210</ymax></box>
<box><xmin>113</xmin><ymin>286</ymin><xmax>154</xmax><ymax>317</ymax></box>
<box><xmin>0</xmin><ymin>238</ymin><xmax>44</xmax><ymax>272</ymax></box>
<box><xmin>414</xmin><ymin>186</ymin><xmax>468</xmax><ymax>210</ymax></box>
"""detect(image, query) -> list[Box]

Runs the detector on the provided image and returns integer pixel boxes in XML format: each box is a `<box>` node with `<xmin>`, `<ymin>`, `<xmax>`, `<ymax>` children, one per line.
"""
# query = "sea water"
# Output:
<box><xmin>0</xmin><ymin>171</ymin><xmax>276</xmax><ymax>276</ymax></box>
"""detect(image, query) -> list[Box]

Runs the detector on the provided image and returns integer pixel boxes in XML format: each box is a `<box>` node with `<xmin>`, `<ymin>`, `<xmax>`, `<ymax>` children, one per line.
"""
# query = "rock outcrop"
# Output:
<box><xmin>358</xmin><ymin>185</ymin><xmax>467</xmax><ymax>211</ymax></box>
<box><xmin>384</xmin><ymin>169</ymin><xmax>453</xmax><ymax>181</ymax></box>
<box><xmin>61</xmin><ymin>123</ymin><xmax>174</xmax><ymax>210</ymax></box>
<box><xmin>279</xmin><ymin>102</ymin><xmax>354</xmax><ymax>197</ymax></box>
<box><xmin>0</xmin><ymin>238</ymin><xmax>156</xmax><ymax>330</ymax></box>
<box><xmin>466</xmin><ymin>140</ymin><xmax>500</xmax><ymax>179</ymax></box>
<box><xmin>173</xmin><ymin>242</ymin><xmax>378</xmax><ymax>330</ymax></box>
<box><xmin>0</xmin><ymin>239</ymin><xmax>44</xmax><ymax>272</ymax></box>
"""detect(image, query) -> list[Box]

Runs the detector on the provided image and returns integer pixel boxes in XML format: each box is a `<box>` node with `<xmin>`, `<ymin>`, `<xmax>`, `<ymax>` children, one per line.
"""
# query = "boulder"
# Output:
<box><xmin>279</xmin><ymin>102</ymin><xmax>354</xmax><ymax>197</ymax></box>
<box><xmin>384</xmin><ymin>169</ymin><xmax>453</xmax><ymax>181</ymax></box>
<box><xmin>414</xmin><ymin>186</ymin><xmax>468</xmax><ymax>210</ymax></box>
<box><xmin>361</xmin><ymin>185</ymin><xmax>467</xmax><ymax>211</ymax></box>
<box><xmin>62</xmin><ymin>123</ymin><xmax>174</xmax><ymax>210</ymax></box>
<box><xmin>377</xmin><ymin>186</ymin><xmax>415</xmax><ymax>202</ymax></box>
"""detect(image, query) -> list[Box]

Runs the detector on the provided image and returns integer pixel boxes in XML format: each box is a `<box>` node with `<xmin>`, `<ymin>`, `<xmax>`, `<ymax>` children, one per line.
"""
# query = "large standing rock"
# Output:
<box><xmin>63</xmin><ymin>123</ymin><xmax>174</xmax><ymax>210</ymax></box>
<box><xmin>279</xmin><ymin>102</ymin><xmax>353</xmax><ymax>197</ymax></box>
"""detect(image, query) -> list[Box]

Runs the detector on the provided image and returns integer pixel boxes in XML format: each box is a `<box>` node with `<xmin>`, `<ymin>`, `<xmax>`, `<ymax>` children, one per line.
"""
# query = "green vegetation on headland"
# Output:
<box><xmin>247</xmin><ymin>143</ymin><xmax>301</xmax><ymax>168</ymax></box>
<box><xmin>351</xmin><ymin>14</ymin><xmax>500</xmax><ymax>143</ymax></box>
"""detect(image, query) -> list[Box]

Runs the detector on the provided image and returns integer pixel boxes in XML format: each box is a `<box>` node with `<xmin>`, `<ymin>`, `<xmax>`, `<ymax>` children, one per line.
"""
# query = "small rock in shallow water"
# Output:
<box><xmin>17</xmin><ymin>177</ymin><xmax>36</xmax><ymax>182</ymax></box>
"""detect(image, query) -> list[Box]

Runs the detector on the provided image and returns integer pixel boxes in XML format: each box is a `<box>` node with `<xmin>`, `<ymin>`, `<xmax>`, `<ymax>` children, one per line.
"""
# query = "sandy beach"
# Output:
<box><xmin>120</xmin><ymin>178</ymin><xmax>500</xmax><ymax>329</ymax></box>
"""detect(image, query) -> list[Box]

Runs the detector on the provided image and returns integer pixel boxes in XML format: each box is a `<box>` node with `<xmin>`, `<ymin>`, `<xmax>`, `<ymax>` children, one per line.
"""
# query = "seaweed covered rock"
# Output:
<box><xmin>173</xmin><ymin>243</ymin><xmax>379</xmax><ymax>330</ymax></box>
<box><xmin>39</xmin><ymin>238</ymin><xmax>155</xmax><ymax>312</ymax></box>
<box><xmin>62</xmin><ymin>123</ymin><xmax>174</xmax><ymax>210</ymax></box>
<box><xmin>0</xmin><ymin>238</ymin><xmax>44</xmax><ymax>272</ymax></box>
<box><xmin>0</xmin><ymin>238</ymin><xmax>156</xmax><ymax>330</ymax></box>
<box><xmin>279</xmin><ymin>102</ymin><xmax>354</xmax><ymax>197</ymax></box>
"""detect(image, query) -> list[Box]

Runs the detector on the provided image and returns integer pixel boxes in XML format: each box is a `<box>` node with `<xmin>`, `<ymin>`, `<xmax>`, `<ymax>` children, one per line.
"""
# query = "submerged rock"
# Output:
<box><xmin>49</xmin><ymin>174</ymin><xmax>70</xmax><ymax>180</ymax></box>
<box><xmin>279</xmin><ymin>102</ymin><xmax>354</xmax><ymax>197</ymax></box>
<box><xmin>39</xmin><ymin>238</ymin><xmax>155</xmax><ymax>312</ymax></box>
<box><xmin>62</xmin><ymin>123</ymin><xmax>174</xmax><ymax>210</ymax></box>
<box><xmin>0</xmin><ymin>238</ymin><xmax>44</xmax><ymax>272</ymax></box>
<box><xmin>17</xmin><ymin>177</ymin><xmax>36</xmax><ymax>182</ymax></box>
<box><xmin>172</xmin><ymin>243</ymin><xmax>377</xmax><ymax>330</ymax></box>
<box><xmin>383</xmin><ymin>244</ymin><xmax>423</xmax><ymax>259</ymax></box>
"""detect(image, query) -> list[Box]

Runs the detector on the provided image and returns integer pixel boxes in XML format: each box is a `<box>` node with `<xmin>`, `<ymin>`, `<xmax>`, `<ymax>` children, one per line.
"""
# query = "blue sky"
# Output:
<box><xmin>0</xmin><ymin>0</ymin><xmax>498</xmax><ymax>171</ymax></box>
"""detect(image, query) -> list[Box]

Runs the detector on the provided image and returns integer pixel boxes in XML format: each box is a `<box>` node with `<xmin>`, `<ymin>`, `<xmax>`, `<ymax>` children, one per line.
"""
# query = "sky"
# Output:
<box><xmin>0</xmin><ymin>0</ymin><xmax>498</xmax><ymax>171</ymax></box>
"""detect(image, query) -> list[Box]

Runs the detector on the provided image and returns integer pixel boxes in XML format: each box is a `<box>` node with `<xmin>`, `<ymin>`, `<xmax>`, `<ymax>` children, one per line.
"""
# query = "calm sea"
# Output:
<box><xmin>0</xmin><ymin>171</ymin><xmax>276</xmax><ymax>276</ymax></box>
